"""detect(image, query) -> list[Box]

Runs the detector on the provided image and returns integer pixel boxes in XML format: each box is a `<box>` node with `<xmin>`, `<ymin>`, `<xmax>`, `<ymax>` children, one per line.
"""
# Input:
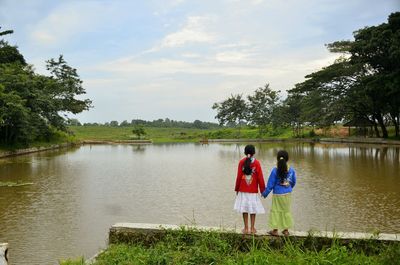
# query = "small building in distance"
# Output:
<box><xmin>343</xmin><ymin>117</ymin><xmax>375</xmax><ymax>137</ymax></box>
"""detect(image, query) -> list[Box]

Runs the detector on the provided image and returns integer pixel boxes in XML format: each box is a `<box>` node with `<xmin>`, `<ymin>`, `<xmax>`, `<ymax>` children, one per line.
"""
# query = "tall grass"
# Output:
<box><xmin>60</xmin><ymin>228</ymin><xmax>400</xmax><ymax>265</ymax></box>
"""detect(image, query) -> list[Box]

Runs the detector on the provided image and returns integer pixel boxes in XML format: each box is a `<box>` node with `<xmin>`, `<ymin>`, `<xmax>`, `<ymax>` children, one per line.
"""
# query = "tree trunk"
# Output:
<box><xmin>390</xmin><ymin>112</ymin><xmax>399</xmax><ymax>137</ymax></box>
<box><xmin>397</xmin><ymin>114</ymin><xmax>400</xmax><ymax>137</ymax></box>
<box><xmin>372</xmin><ymin>115</ymin><xmax>381</xmax><ymax>138</ymax></box>
<box><xmin>375</xmin><ymin>114</ymin><xmax>388</xmax><ymax>138</ymax></box>
<box><xmin>258</xmin><ymin>126</ymin><xmax>263</xmax><ymax>137</ymax></box>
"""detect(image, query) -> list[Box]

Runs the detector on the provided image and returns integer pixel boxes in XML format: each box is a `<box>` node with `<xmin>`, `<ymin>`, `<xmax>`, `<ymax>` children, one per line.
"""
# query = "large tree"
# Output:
<box><xmin>289</xmin><ymin>58</ymin><xmax>359</xmax><ymax>127</ymax></box>
<box><xmin>277</xmin><ymin>93</ymin><xmax>304</xmax><ymax>137</ymax></box>
<box><xmin>0</xmin><ymin>29</ymin><xmax>92</xmax><ymax>145</ymax></box>
<box><xmin>327</xmin><ymin>12</ymin><xmax>400</xmax><ymax>137</ymax></box>
<box><xmin>212</xmin><ymin>94</ymin><xmax>248</xmax><ymax>127</ymax></box>
<box><xmin>247</xmin><ymin>84</ymin><xmax>279</xmax><ymax>135</ymax></box>
<box><xmin>289</xmin><ymin>12</ymin><xmax>400</xmax><ymax>138</ymax></box>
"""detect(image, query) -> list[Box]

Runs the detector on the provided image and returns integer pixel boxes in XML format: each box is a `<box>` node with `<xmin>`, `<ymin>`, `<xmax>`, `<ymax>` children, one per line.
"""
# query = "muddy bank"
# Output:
<box><xmin>0</xmin><ymin>143</ymin><xmax>77</xmax><ymax>158</ymax></box>
<box><xmin>204</xmin><ymin>137</ymin><xmax>400</xmax><ymax>146</ymax></box>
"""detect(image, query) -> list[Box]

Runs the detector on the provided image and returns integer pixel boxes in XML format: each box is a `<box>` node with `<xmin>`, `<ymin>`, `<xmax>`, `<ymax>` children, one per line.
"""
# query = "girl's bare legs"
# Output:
<box><xmin>242</xmin><ymin>213</ymin><xmax>249</xmax><ymax>234</ymax></box>
<box><xmin>250</xmin><ymin>214</ymin><xmax>256</xmax><ymax>234</ymax></box>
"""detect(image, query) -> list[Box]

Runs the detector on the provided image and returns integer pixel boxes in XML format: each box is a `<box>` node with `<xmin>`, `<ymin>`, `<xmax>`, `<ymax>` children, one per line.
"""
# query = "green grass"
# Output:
<box><xmin>58</xmin><ymin>257</ymin><xmax>85</xmax><ymax>265</ymax></box>
<box><xmin>68</xmin><ymin>125</ymin><xmax>297</xmax><ymax>143</ymax></box>
<box><xmin>59</xmin><ymin>229</ymin><xmax>400</xmax><ymax>265</ymax></box>
<box><xmin>69</xmin><ymin>126</ymin><xmax>211</xmax><ymax>143</ymax></box>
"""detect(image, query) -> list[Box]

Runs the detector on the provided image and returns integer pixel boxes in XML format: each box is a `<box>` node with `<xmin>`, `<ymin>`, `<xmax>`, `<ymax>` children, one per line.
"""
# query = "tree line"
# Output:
<box><xmin>0</xmin><ymin>28</ymin><xmax>91</xmax><ymax>145</ymax></box>
<box><xmin>70</xmin><ymin>118</ymin><xmax>221</xmax><ymax>129</ymax></box>
<box><xmin>213</xmin><ymin>12</ymin><xmax>400</xmax><ymax>138</ymax></box>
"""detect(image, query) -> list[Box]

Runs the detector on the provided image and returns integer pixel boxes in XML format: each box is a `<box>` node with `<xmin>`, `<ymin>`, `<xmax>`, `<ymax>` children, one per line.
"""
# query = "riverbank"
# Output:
<box><xmin>81</xmin><ymin>140</ymin><xmax>152</xmax><ymax>144</ymax></box>
<box><xmin>60</xmin><ymin>223</ymin><xmax>400</xmax><ymax>265</ymax></box>
<box><xmin>2</xmin><ymin>126</ymin><xmax>400</xmax><ymax>158</ymax></box>
<box><xmin>69</xmin><ymin>125</ymin><xmax>400</xmax><ymax>145</ymax></box>
<box><xmin>206</xmin><ymin>137</ymin><xmax>400</xmax><ymax>145</ymax></box>
<box><xmin>0</xmin><ymin>142</ymin><xmax>78</xmax><ymax>158</ymax></box>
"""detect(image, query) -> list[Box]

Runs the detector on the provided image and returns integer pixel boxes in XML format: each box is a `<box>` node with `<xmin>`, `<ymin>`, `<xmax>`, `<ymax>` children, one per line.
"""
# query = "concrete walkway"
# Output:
<box><xmin>82</xmin><ymin>223</ymin><xmax>399</xmax><ymax>264</ymax></box>
<box><xmin>110</xmin><ymin>223</ymin><xmax>400</xmax><ymax>242</ymax></box>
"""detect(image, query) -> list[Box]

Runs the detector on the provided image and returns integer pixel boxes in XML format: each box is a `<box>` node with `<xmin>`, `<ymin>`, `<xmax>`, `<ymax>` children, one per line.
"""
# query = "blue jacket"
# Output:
<box><xmin>262</xmin><ymin>167</ymin><xmax>296</xmax><ymax>198</ymax></box>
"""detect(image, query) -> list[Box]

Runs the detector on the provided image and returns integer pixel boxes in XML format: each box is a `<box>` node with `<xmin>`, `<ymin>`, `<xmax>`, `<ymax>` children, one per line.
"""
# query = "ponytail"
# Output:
<box><xmin>242</xmin><ymin>145</ymin><xmax>255</xmax><ymax>175</ymax></box>
<box><xmin>276</xmin><ymin>150</ymin><xmax>289</xmax><ymax>183</ymax></box>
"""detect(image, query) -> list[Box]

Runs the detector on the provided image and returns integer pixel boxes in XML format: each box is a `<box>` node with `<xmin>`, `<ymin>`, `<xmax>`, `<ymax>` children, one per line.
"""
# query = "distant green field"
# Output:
<box><xmin>68</xmin><ymin>125</ymin><xmax>296</xmax><ymax>143</ymax></box>
<box><xmin>69</xmin><ymin>126</ymin><xmax>212</xmax><ymax>143</ymax></box>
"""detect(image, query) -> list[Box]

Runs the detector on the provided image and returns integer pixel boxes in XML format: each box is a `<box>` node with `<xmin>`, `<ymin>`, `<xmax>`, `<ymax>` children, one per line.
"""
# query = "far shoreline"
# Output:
<box><xmin>1</xmin><ymin>136</ymin><xmax>400</xmax><ymax>159</ymax></box>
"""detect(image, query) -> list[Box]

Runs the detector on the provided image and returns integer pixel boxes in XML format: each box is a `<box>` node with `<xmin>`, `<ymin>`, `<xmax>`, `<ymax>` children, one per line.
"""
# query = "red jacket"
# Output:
<box><xmin>234</xmin><ymin>157</ymin><xmax>265</xmax><ymax>193</ymax></box>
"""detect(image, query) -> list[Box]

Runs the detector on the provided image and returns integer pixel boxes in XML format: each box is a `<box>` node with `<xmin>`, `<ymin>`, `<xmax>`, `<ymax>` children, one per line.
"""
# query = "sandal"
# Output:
<box><xmin>250</xmin><ymin>228</ymin><xmax>257</xmax><ymax>235</ymax></box>
<box><xmin>242</xmin><ymin>228</ymin><xmax>249</xmax><ymax>234</ymax></box>
<box><xmin>268</xmin><ymin>230</ymin><xmax>279</xmax><ymax>237</ymax></box>
<box><xmin>282</xmin><ymin>230</ymin><xmax>290</xmax><ymax>236</ymax></box>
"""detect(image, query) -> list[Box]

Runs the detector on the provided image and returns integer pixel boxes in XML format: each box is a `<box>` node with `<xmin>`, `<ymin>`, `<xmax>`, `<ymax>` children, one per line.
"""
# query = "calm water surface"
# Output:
<box><xmin>0</xmin><ymin>142</ymin><xmax>399</xmax><ymax>264</ymax></box>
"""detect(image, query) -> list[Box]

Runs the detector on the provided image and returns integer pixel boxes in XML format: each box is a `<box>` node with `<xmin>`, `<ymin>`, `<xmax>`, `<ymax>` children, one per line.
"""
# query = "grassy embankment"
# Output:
<box><xmin>68</xmin><ymin>125</ymin><xmax>302</xmax><ymax>143</ymax></box>
<box><xmin>68</xmin><ymin>125</ymin><xmax>400</xmax><ymax>143</ymax></box>
<box><xmin>60</xmin><ymin>228</ymin><xmax>400</xmax><ymax>265</ymax></box>
<box><xmin>1</xmin><ymin>125</ymin><xmax>398</xmax><ymax>151</ymax></box>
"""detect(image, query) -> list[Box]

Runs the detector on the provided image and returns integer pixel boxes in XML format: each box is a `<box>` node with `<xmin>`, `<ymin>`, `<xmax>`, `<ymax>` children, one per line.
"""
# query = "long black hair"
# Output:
<box><xmin>242</xmin><ymin>145</ymin><xmax>255</xmax><ymax>175</ymax></box>
<box><xmin>277</xmin><ymin>150</ymin><xmax>289</xmax><ymax>183</ymax></box>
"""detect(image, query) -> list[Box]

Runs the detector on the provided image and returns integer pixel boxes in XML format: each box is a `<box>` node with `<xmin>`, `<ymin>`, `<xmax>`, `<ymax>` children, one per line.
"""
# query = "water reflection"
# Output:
<box><xmin>131</xmin><ymin>144</ymin><xmax>147</xmax><ymax>153</ymax></box>
<box><xmin>0</xmin><ymin>143</ymin><xmax>399</xmax><ymax>265</ymax></box>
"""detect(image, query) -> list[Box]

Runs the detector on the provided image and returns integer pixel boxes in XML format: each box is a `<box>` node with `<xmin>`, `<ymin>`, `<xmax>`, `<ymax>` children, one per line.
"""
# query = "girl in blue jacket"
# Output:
<box><xmin>262</xmin><ymin>150</ymin><xmax>296</xmax><ymax>236</ymax></box>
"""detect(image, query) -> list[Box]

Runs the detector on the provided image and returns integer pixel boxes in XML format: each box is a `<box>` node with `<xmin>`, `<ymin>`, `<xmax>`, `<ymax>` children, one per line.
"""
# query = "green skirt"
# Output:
<box><xmin>269</xmin><ymin>193</ymin><xmax>293</xmax><ymax>229</ymax></box>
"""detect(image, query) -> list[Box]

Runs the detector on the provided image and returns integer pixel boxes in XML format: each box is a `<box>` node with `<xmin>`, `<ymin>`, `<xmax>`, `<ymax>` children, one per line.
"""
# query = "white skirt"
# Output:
<box><xmin>234</xmin><ymin>192</ymin><xmax>265</xmax><ymax>214</ymax></box>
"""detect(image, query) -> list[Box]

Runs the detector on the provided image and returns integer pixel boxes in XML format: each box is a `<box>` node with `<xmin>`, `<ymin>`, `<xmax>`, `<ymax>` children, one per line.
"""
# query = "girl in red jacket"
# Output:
<box><xmin>234</xmin><ymin>144</ymin><xmax>266</xmax><ymax>234</ymax></box>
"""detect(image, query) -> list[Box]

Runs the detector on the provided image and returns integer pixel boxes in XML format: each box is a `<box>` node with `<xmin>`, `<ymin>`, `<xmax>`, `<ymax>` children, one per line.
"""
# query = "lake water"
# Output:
<box><xmin>0</xmin><ymin>142</ymin><xmax>399</xmax><ymax>264</ymax></box>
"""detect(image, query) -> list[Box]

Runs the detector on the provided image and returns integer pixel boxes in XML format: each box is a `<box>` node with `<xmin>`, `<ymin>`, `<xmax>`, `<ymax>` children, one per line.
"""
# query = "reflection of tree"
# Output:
<box><xmin>234</xmin><ymin>144</ymin><xmax>241</xmax><ymax>158</ymax></box>
<box><xmin>32</xmin><ymin>145</ymin><xmax>81</xmax><ymax>159</ymax></box>
<box><xmin>217</xmin><ymin>144</ymin><xmax>243</xmax><ymax>160</ymax></box>
<box><xmin>132</xmin><ymin>145</ymin><xmax>146</xmax><ymax>153</ymax></box>
<box><xmin>373</xmin><ymin>147</ymin><xmax>389</xmax><ymax>162</ymax></box>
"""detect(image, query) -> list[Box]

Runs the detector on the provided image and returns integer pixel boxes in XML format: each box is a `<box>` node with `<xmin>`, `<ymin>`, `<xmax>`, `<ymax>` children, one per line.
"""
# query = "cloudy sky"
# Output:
<box><xmin>1</xmin><ymin>0</ymin><xmax>399</xmax><ymax>123</ymax></box>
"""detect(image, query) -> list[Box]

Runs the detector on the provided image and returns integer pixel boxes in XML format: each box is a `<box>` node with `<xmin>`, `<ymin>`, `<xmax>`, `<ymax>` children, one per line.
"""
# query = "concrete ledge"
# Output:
<box><xmin>110</xmin><ymin>223</ymin><xmax>400</xmax><ymax>242</ymax></box>
<box><xmin>86</xmin><ymin>250</ymin><xmax>105</xmax><ymax>265</ymax></box>
<box><xmin>0</xmin><ymin>243</ymin><xmax>8</xmax><ymax>265</ymax></box>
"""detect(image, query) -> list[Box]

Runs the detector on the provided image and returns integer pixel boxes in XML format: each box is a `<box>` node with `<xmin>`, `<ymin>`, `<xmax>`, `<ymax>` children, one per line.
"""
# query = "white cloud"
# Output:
<box><xmin>181</xmin><ymin>53</ymin><xmax>202</xmax><ymax>58</ymax></box>
<box><xmin>171</xmin><ymin>0</ymin><xmax>186</xmax><ymax>6</ymax></box>
<box><xmin>215</xmin><ymin>51</ymin><xmax>250</xmax><ymax>63</ymax></box>
<box><xmin>251</xmin><ymin>0</ymin><xmax>264</xmax><ymax>5</ymax></box>
<box><xmin>97</xmin><ymin>57</ymin><xmax>260</xmax><ymax>77</ymax></box>
<box><xmin>160</xmin><ymin>16</ymin><xmax>216</xmax><ymax>48</ymax></box>
<box><xmin>95</xmin><ymin>47</ymin><xmax>339</xmax><ymax>84</ymax></box>
<box><xmin>31</xmin><ymin>30</ymin><xmax>55</xmax><ymax>45</ymax></box>
<box><xmin>29</xmin><ymin>2</ymin><xmax>111</xmax><ymax>46</ymax></box>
